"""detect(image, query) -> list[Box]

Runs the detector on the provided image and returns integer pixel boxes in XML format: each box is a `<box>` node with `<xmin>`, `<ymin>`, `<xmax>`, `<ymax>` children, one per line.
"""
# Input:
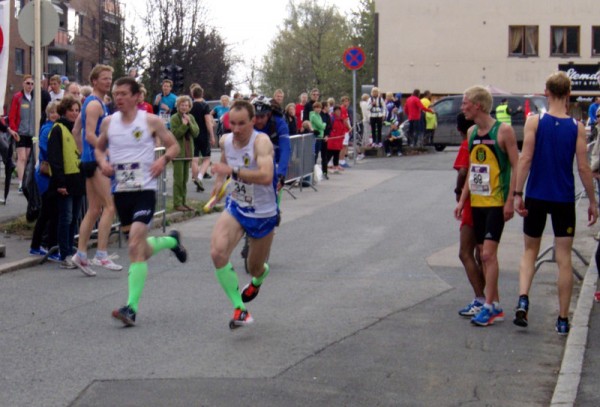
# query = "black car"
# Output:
<box><xmin>431</xmin><ymin>94</ymin><xmax>548</xmax><ymax>151</ymax></box>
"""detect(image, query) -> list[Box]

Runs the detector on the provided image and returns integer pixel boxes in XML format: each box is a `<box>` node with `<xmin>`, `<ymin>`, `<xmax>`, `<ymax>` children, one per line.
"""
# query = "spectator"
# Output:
<box><xmin>385</xmin><ymin>92</ymin><xmax>396</xmax><ymax>122</ymax></box>
<box><xmin>80</xmin><ymin>85</ymin><xmax>92</xmax><ymax>100</ymax></box>
<box><xmin>420</xmin><ymin>91</ymin><xmax>437</xmax><ymax>145</ymax></box>
<box><xmin>303</xmin><ymin>88</ymin><xmax>320</xmax><ymax>125</ymax></box>
<box><xmin>495</xmin><ymin>98</ymin><xmax>522</xmax><ymax>126</ymax></box>
<box><xmin>339</xmin><ymin>95</ymin><xmax>352</xmax><ymax>168</ymax></box>
<box><xmin>48</xmin><ymin>75</ymin><xmax>64</xmax><ymax>101</ymax></box>
<box><xmin>189</xmin><ymin>85</ymin><xmax>215</xmax><ymax>192</ymax></box>
<box><xmin>328</xmin><ymin>106</ymin><xmax>350</xmax><ymax>173</ymax></box>
<box><xmin>137</xmin><ymin>86</ymin><xmax>154</xmax><ymax>113</ymax></box>
<box><xmin>273</xmin><ymin>89</ymin><xmax>285</xmax><ymax>108</ymax></box>
<box><xmin>383</xmin><ymin>120</ymin><xmax>403</xmax><ymax>157</ymax></box>
<box><xmin>367</xmin><ymin>87</ymin><xmax>385</xmax><ymax>147</ymax></box>
<box><xmin>153</xmin><ymin>79</ymin><xmax>177</xmax><ymax>123</ymax></box>
<box><xmin>405</xmin><ymin>89</ymin><xmax>432</xmax><ymax>147</ymax></box>
<box><xmin>64</xmin><ymin>82</ymin><xmax>81</xmax><ymax>102</ymax></box>
<box><xmin>357</xmin><ymin>93</ymin><xmax>370</xmax><ymax>160</ymax></box>
<box><xmin>47</xmin><ymin>96</ymin><xmax>85</xmax><ymax>269</ymax></box>
<box><xmin>310</xmin><ymin>101</ymin><xmax>328</xmax><ymax>179</ymax></box>
<box><xmin>212</xmin><ymin>95</ymin><xmax>230</xmax><ymax>120</ymax></box>
<box><xmin>284</xmin><ymin>103</ymin><xmax>297</xmax><ymax>136</ymax></box>
<box><xmin>9</xmin><ymin>75</ymin><xmax>36</xmax><ymax>192</ymax></box>
<box><xmin>327</xmin><ymin>97</ymin><xmax>335</xmax><ymax>114</ymax></box>
<box><xmin>29</xmin><ymin>101</ymin><xmax>61</xmax><ymax>259</ymax></box>
<box><xmin>170</xmin><ymin>95</ymin><xmax>199</xmax><ymax>211</ymax></box>
<box><xmin>295</xmin><ymin>92</ymin><xmax>308</xmax><ymax>132</ymax></box>
<box><xmin>300</xmin><ymin>120</ymin><xmax>313</xmax><ymax>134</ymax></box>
<box><xmin>588</xmin><ymin>96</ymin><xmax>600</xmax><ymax>141</ymax></box>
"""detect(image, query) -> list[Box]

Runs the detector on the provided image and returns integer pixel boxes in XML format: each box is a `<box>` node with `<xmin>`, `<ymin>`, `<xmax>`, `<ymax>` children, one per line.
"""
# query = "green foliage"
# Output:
<box><xmin>259</xmin><ymin>0</ymin><xmax>375</xmax><ymax>102</ymax></box>
<box><xmin>141</xmin><ymin>0</ymin><xmax>234</xmax><ymax>100</ymax></box>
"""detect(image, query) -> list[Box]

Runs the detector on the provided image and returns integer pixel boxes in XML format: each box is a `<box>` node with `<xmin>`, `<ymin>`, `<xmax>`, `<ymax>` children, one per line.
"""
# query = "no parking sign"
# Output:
<box><xmin>343</xmin><ymin>47</ymin><xmax>365</xmax><ymax>71</ymax></box>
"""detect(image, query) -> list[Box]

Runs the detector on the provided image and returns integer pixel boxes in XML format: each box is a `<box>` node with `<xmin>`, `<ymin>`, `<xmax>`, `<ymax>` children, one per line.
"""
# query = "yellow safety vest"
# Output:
<box><xmin>495</xmin><ymin>104</ymin><xmax>511</xmax><ymax>125</ymax></box>
<box><xmin>47</xmin><ymin>123</ymin><xmax>81</xmax><ymax>176</ymax></box>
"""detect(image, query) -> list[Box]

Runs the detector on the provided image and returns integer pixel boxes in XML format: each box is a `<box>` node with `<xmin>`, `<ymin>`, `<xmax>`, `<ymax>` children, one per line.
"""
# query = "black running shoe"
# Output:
<box><xmin>194</xmin><ymin>179</ymin><xmax>204</xmax><ymax>192</ymax></box>
<box><xmin>112</xmin><ymin>305</ymin><xmax>136</xmax><ymax>327</ymax></box>
<box><xmin>513</xmin><ymin>295</ymin><xmax>529</xmax><ymax>327</ymax></box>
<box><xmin>169</xmin><ymin>230</ymin><xmax>187</xmax><ymax>263</ymax></box>
<box><xmin>241</xmin><ymin>281</ymin><xmax>260</xmax><ymax>303</ymax></box>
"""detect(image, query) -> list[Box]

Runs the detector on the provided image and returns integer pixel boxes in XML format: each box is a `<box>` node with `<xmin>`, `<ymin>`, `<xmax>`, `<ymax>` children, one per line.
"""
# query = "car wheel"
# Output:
<box><xmin>434</xmin><ymin>144</ymin><xmax>446</xmax><ymax>152</ymax></box>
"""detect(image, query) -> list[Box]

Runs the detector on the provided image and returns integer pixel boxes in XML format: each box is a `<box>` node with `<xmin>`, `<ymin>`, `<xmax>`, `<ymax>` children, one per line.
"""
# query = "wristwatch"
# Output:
<box><xmin>513</xmin><ymin>191</ymin><xmax>523</xmax><ymax>197</ymax></box>
<box><xmin>232</xmin><ymin>166</ymin><xmax>240</xmax><ymax>177</ymax></box>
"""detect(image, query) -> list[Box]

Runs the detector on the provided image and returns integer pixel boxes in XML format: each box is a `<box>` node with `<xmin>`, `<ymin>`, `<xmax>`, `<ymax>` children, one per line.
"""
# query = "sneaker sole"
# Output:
<box><xmin>229</xmin><ymin>318</ymin><xmax>254</xmax><ymax>329</ymax></box>
<box><xmin>459</xmin><ymin>307</ymin><xmax>482</xmax><ymax>317</ymax></box>
<box><xmin>556</xmin><ymin>329</ymin><xmax>569</xmax><ymax>336</ymax></box>
<box><xmin>73</xmin><ymin>262</ymin><xmax>97</xmax><ymax>277</ymax></box>
<box><xmin>112</xmin><ymin>310</ymin><xmax>135</xmax><ymax>327</ymax></box>
<box><xmin>471</xmin><ymin>313</ymin><xmax>505</xmax><ymax>327</ymax></box>
<box><xmin>91</xmin><ymin>259</ymin><xmax>123</xmax><ymax>271</ymax></box>
<box><xmin>513</xmin><ymin>309</ymin><xmax>528</xmax><ymax>327</ymax></box>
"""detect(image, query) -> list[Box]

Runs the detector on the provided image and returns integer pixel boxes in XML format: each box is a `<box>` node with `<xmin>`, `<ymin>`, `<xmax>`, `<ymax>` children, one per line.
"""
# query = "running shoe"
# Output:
<box><xmin>229</xmin><ymin>308</ymin><xmax>254</xmax><ymax>329</ymax></box>
<box><xmin>471</xmin><ymin>305</ymin><xmax>505</xmax><ymax>327</ymax></box>
<box><xmin>397</xmin><ymin>152</ymin><xmax>403</xmax><ymax>156</ymax></box>
<box><xmin>59</xmin><ymin>259</ymin><xmax>77</xmax><ymax>269</ymax></box>
<box><xmin>241</xmin><ymin>281</ymin><xmax>261</xmax><ymax>303</ymax></box>
<box><xmin>458</xmin><ymin>299</ymin><xmax>483</xmax><ymax>317</ymax></box>
<box><xmin>29</xmin><ymin>247</ymin><xmax>48</xmax><ymax>256</ymax></box>
<box><xmin>168</xmin><ymin>230</ymin><xmax>187</xmax><ymax>263</ymax></box>
<box><xmin>47</xmin><ymin>253</ymin><xmax>62</xmax><ymax>263</ymax></box>
<box><xmin>555</xmin><ymin>317</ymin><xmax>569</xmax><ymax>336</ymax></box>
<box><xmin>71</xmin><ymin>253</ymin><xmax>96</xmax><ymax>277</ymax></box>
<box><xmin>357</xmin><ymin>154</ymin><xmax>365</xmax><ymax>161</ymax></box>
<box><xmin>203</xmin><ymin>173</ymin><xmax>212</xmax><ymax>179</ymax></box>
<box><xmin>386</xmin><ymin>153</ymin><xmax>392</xmax><ymax>157</ymax></box>
<box><xmin>92</xmin><ymin>256</ymin><xmax>123</xmax><ymax>271</ymax></box>
<box><xmin>595</xmin><ymin>291</ymin><xmax>600</xmax><ymax>303</ymax></box>
<box><xmin>513</xmin><ymin>296</ymin><xmax>529</xmax><ymax>327</ymax></box>
<box><xmin>112</xmin><ymin>305</ymin><xmax>136</xmax><ymax>327</ymax></box>
<box><xmin>194</xmin><ymin>179</ymin><xmax>204</xmax><ymax>192</ymax></box>
<box><xmin>340</xmin><ymin>162</ymin><xmax>351</xmax><ymax>169</ymax></box>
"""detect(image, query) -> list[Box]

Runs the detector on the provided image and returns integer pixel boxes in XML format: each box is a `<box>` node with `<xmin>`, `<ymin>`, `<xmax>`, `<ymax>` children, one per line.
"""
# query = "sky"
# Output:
<box><xmin>127</xmin><ymin>0</ymin><xmax>363</xmax><ymax>93</ymax></box>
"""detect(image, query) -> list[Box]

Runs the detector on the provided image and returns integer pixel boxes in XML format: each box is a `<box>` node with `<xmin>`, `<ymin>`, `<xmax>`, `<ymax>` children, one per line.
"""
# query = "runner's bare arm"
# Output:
<box><xmin>575</xmin><ymin>121</ymin><xmax>598</xmax><ymax>225</ymax></box>
<box><xmin>149</xmin><ymin>114</ymin><xmax>179</xmax><ymax>178</ymax></box>
<box><xmin>94</xmin><ymin>117</ymin><xmax>113</xmax><ymax>177</ymax></box>
<box><xmin>72</xmin><ymin>115</ymin><xmax>83</xmax><ymax>152</ymax></box>
<box><xmin>84</xmin><ymin>100</ymin><xmax>104</xmax><ymax>148</ymax></box>
<box><xmin>514</xmin><ymin>115</ymin><xmax>538</xmax><ymax>216</ymax></box>
<box><xmin>499</xmin><ymin>123</ymin><xmax>519</xmax><ymax>221</ymax></box>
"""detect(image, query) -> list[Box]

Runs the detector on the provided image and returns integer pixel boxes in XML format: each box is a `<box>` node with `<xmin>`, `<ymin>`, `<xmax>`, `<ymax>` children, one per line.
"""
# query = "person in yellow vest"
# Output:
<box><xmin>47</xmin><ymin>96</ymin><xmax>86</xmax><ymax>270</ymax></box>
<box><xmin>454</xmin><ymin>86</ymin><xmax>519</xmax><ymax>327</ymax></box>
<box><xmin>495</xmin><ymin>98</ymin><xmax>522</xmax><ymax>125</ymax></box>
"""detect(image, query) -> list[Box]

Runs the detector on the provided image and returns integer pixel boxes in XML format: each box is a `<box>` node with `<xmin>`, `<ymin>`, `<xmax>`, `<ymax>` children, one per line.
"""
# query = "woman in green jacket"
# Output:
<box><xmin>170</xmin><ymin>95</ymin><xmax>199</xmax><ymax>211</ymax></box>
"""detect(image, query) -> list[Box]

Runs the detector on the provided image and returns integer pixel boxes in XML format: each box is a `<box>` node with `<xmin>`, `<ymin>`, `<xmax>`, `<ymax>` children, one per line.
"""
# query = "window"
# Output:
<box><xmin>551</xmin><ymin>26</ymin><xmax>580</xmax><ymax>56</ymax></box>
<box><xmin>593</xmin><ymin>27</ymin><xmax>600</xmax><ymax>56</ymax></box>
<box><xmin>509</xmin><ymin>26</ymin><xmax>538</xmax><ymax>56</ymax></box>
<box><xmin>14</xmin><ymin>0</ymin><xmax>25</xmax><ymax>18</ymax></box>
<box><xmin>15</xmin><ymin>48</ymin><xmax>24</xmax><ymax>75</ymax></box>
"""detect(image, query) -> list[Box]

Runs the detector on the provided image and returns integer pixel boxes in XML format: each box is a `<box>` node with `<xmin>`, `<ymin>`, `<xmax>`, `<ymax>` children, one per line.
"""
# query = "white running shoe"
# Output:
<box><xmin>92</xmin><ymin>256</ymin><xmax>123</xmax><ymax>271</ymax></box>
<box><xmin>71</xmin><ymin>254</ymin><xmax>97</xmax><ymax>277</ymax></box>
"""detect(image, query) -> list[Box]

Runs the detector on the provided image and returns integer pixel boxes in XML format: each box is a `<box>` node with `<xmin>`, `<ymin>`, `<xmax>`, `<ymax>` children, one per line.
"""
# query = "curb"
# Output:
<box><xmin>551</xmin><ymin>257</ymin><xmax>597</xmax><ymax>406</ymax></box>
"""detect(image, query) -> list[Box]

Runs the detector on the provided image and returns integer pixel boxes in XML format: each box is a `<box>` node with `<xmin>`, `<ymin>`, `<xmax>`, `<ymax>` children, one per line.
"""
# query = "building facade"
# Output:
<box><xmin>375</xmin><ymin>0</ymin><xmax>600</xmax><ymax>102</ymax></box>
<box><xmin>4</xmin><ymin>0</ymin><xmax>123</xmax><ymax>110</ymax></box>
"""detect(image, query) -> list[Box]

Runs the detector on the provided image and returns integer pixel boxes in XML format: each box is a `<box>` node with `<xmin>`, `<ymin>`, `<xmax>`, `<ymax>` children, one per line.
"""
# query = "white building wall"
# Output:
<box><xmin>375</xmin><ymin>0</ymin><xmax>600</xmax><ymax>95</ymax></box>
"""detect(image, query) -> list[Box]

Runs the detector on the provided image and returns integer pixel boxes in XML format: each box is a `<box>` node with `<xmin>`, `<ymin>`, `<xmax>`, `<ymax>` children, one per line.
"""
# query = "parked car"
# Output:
<box><xmin>431</xmin><ymin>94</ymin><xmax>548</xmax><ymax>151</ymax></box>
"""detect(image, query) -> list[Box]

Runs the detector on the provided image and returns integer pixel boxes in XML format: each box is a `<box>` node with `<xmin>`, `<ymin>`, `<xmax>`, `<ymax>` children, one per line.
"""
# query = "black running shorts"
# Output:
<box><xmin>471</xmin><ymin>206</ymin><xmax>505</xmax><ymax>244</ymax></box>
<box><xmin>114</xmin><ymin>190</ymin><xmax>156</xmax><ymax>227</ymax></box>
<box><xmin>523</xmin><ymin>197</ymin><xmax>575</xmax><ymax>238</ymax></box>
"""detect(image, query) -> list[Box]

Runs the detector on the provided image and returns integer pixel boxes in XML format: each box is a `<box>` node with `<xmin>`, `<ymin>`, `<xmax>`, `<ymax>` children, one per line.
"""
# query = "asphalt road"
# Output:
<box><xmin>0</xmin><ymin>149</ymin><xmax>596</xmax><ymax>407</ymax></box>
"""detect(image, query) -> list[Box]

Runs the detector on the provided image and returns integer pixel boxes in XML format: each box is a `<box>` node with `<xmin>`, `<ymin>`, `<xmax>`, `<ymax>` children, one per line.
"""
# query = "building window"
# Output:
<box><xmin>77</xmin><ymin>14</ymin><xmax>84</xmax><ymax>36</ymax></box>
<box><xmin>509</xmin><ymin>26</ymin><xmax>538</xmax><ymax>56</ymax></box>
<box><xmin>15</xmin><ymin>48</ymin><xmax>24</xmax><ymax>75</ymax></box>
<box><xmin>14</xmin><ymin>0</ymin><xmax>25</xmax><ymax>18</ymax></box>
<box><xmin>551</xmin><ymin>26</ymin><xmax>580</xmax><ymax>56</ymax></box>
<box><xmin>76</xmin><ymin>61</ymin><xmax>82</xmax><ymax>83</ymax></box>
<box><xmin>593</xmin><ymin>27</ymin><xmax>600</xmax><ymax>56</ymax></box>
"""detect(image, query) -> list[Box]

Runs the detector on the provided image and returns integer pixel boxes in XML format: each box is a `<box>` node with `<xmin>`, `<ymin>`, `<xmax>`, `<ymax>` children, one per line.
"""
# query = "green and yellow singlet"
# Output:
<box><xmin>468</xmin><ymin>121</ymin><xmax>510</xmax><ymax>207</ymax></box>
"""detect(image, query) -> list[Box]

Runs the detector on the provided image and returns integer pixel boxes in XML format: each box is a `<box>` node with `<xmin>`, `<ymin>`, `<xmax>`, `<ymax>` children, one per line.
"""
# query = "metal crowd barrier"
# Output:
<box><xmin>283</xmin><ymin>133</ymin><xmax>316</xmax><ymax>197</ymax></box>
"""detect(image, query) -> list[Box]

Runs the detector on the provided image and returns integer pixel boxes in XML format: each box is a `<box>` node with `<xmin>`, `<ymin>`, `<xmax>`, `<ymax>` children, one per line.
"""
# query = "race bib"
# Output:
<box><xmin>231</xmin><ymin>179</ymin><xmax>254</xmax><ymax>205</ymax></box>
<box><xmin>160</xmin><ymin>112</ymin><xmax>170</xmax><ymax>125</ymax></box>
<box><xmin>469</xmin><ymin>164</ymin><xmax>491</xmax><ymax>196</ymax></box>
<box><xmin>115</xmin><ymin>162</ymin><xmax>143</xmax><ymax>192</ymax></box>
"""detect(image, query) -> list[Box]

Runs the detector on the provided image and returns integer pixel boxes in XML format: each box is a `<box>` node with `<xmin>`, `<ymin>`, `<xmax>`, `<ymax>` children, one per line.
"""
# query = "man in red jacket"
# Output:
<box><xmin>404</xmin><ymin>89</ymin><xmax>433</xmax><ymax>147</ymax></box>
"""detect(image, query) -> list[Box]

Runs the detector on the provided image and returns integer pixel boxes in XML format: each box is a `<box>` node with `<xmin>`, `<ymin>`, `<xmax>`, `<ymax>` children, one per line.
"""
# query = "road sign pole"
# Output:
<box><xmin>352</xmin><ymin>70</ymin><xmax>357</xmax><ymax>165</ymax></box>
<box><xmin>34</xmin><ymin>0</ymin><xmax>42</xmax><ymax>160</ymax></box>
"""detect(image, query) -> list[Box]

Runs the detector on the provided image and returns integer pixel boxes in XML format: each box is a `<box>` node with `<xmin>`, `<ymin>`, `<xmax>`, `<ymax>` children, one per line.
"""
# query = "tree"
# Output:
<box><xmin>259</xmin><ymin>0</ymin><xmax>353</xmax><ymax>101</ymax></box>
<box><xmin>141</xmin><ymin>0</ymin><xmax>234</xmax><ymax>99</ymax></box>
<box><xmin>110</xmin><ymin>24</ymin><xmax>146</xmax><ymax>80</ymax></box>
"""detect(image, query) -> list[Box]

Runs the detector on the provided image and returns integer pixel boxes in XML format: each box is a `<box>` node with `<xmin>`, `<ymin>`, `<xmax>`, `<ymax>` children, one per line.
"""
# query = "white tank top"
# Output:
<box><xmin>107</xmin><ymin>110</ymin><xmax>157</xmax><ymax>191</ymax></box>
<box><xmin>224</xmin><ymin>130</ymin><xmax>277</xmax><ymax>218</ymax></box>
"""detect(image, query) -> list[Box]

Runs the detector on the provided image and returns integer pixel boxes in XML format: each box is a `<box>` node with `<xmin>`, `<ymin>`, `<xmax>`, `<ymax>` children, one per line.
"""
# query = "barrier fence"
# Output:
<box><xmin>283</xmin><ymin>133</ymin><xmax>316</xmax><ymax>196</ymax></box>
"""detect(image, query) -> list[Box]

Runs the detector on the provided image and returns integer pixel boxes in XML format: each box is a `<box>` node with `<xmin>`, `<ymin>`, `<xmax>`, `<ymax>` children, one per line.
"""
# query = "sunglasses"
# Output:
<box><xmin>24</xmin><ymin>82</ymin><xmax>34</xmax><ymax>85</ymax></box>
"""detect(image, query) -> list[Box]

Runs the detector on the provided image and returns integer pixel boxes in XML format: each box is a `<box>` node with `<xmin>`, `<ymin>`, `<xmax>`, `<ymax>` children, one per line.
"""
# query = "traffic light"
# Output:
<box><xmin>160</xmin><ymin>65</ymin><xmax>173</xmax><ymax>81</ymax></box>
<box><xmin>172</xmin><ymin>65</ymin><xmax>184</xmax><ymax>93</ymax></box>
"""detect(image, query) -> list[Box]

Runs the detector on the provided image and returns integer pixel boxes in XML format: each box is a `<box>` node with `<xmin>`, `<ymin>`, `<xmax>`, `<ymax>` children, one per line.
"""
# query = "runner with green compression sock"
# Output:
<box><xmin>94</xmin><ymin>77</ymin><xmax>186</xmax><ymax>327</ymax></box>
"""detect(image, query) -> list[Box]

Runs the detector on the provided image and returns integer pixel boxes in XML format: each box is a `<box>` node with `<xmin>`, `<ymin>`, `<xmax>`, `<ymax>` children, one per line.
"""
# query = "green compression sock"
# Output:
<box><xmin>252</xmin><ymin>263</ymin><xmax>270</xmax><ymax>286</ymax></box>
<box><xmin>126</xmin><ymin>262</ymin><xmax>148</xmax><ymax>313</ymax></box>
<box><xmin>147</xmin><ymin>236</ymin><xmax>177</xmax><ymax>256</ymax></box>
<box><xmin>215</xmin><ymin>262</ymin><xmax>244</xmax><ymax>310</ymax></box>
